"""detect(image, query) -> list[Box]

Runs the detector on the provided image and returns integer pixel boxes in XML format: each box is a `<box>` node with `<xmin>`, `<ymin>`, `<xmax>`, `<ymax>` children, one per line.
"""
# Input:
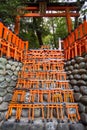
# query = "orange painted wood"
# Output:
<box><xmin>22</xmin><ymin>12</ymin><xmax>79</xmax><ymax>17</ymax></box>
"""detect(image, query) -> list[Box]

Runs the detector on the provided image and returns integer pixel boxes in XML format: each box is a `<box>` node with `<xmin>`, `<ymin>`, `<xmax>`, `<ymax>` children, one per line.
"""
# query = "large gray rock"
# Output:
<box><xmin>14</xmin><ymin>62</ymin><xmax>19</xmax><ymax>67</ymax></box>
<box><xmin>13</xmin><ymin>71</ymin><xmax>18</xmax><ymax>76</ymax></box>
<box><xmin>11</xmin><ymin>75</ymin><xmax>17</xmax><ymax>81</ymax></box>
<box><xmin>6</xmin><ymin>64</ymin><xmax>11</xmax><ymax>70</ymax></box>
<box><xmin>68</xmin><ymin>66</ymin><xmax>73</xmax><ymax>71</ymax></box>
<box><xmin>6</xmin><ymin>70</ymin><xmax>13</xmax><ymax>76</ymax></box>
<box><xmin>81</xmin><ymin>74</ymin><xmax>87</xmax><ymax>81</ymax></box>
<box><xmin>11</xmin><ymin>65</ymin><xmax>16</xmax><ymax>71</ymax></box>
<box><xmin>73</xmin><ymin>86</ymin><xmax>80</xmax><ymax>92</ymax></box>
<box><xmin>0</xmin><ymin>102</ymin><xmax>8</xmax><ymax>111</ymax></box>
<box><xmin>77</xmin><ymin>80</ymin><xmax>86</xmax><ymax>86</ymax></box>
<box><xmin>74</xmin><ymin>74</ymin><xmax>81</xmax><ymax>80</ymax></box>
<box><xmin>0</xmin><ymin>88</ymin><xmax>7</xmax><ymax>97</ymax></box>
<box><xmin>75</xmin><ymin>57</ymin><xmax>84</xmax><ymax>63</ymax></box>
<box><xmin>71</xmin><ymin>59</ymin><xmax>76</xmax><ymax>65</ymax></box>
<box><xmin>80</xmin><ymin>113</ymin><xmax>87</xmax><ymax>125</ymax></box>
<box><xmin>81</xmin><ymin>96</ymin><xmax>87</xmax><ymax>105</ymax></box>
<box><xmin>3</xmin><ymin>93</ymin><xmax>12</xmax><ymax>102</ymax></box>
<box><xmin>79</xmin><ymin>69</ymin><xmax>86</xmax><ymax>74</ymax></box>
<box><xmin>45</xmin><ymin>122</ymin><xmax>56</xmax><ymax>130</ymax></box>
<box><xmin>74</xmin><ymin>63</ymin><xmax>79</xmax><ymax>69</ymax></box>
<box><xmin>9</xmin><ymin>80</ymin><xmax>17</xmax><ymax>87</ymax></box>
<box><xmin>0</xmin><ymin>64</ymin><xmax>5</xmax><ymax>70</ymax></box>
<box><xmin>74</xmin><ymin>93</ymin><xmax>82</xmax><ymax>102</ymax></box>
<box><xmin>79</xmin><ymin>62</ymin><xmax>86</xmax><ymax>69</ymax></box>
<box><xmin>19</xmin><ymin>62</ymin><xmax>22</xmax><ymax>67</ymax></box>
<box><xmin>0</xmin><ymin>75</ymin><xmax>5</xmax><ymax>82</ymax></box>
<box><xmin>66</xmin><ymin>61</ymin><xmax>71</xmax><ymax>66</ymax></box>
<box><xmin>69</xmin><ymin>75</ymin><xmax>74</xmax><ymax>80</ymax></box>
<box><xmin>0</xmin><ymin>81</ymin><xmax>8</xmax><ymax>89</ymax></box>
<box><xmin>71</xmin><ymin>80</ymin><xmax>77</xmax><ymax>85</ymax></box>
<box><xmin>5</xmin><ymin>75</ymin><xmax>11</xmax><ymax>83</ymax></box>
<box><xmin>80</xmin><ymin>86</ymin><xmax>87</xmax><ymax>95</ymax></box>
<box><xmin>0</xmin><ymin>70</ymin><xmax>6</xmax><ymax>75</ymax></box>
<box><xmin>65</xmin><ymin>67</ymin><xmax>68</xmax><ymax>71</ymax></box>
<box><xmin>67</xmin><ymin>71</ymin><xmax>72</xmax><ymax>75</ymax></box>
<box><xmin>0</xmin><ymin>58</ymin><xmax>7</xmax><ymax>65</ymax></box>
<box><xmin>69</xmin><ymin>123</ymin><xmax>85</xmax><ymax>130</ymax></box>
<box><xmin>16</xmin><ymin>66</ymin><xmax>20</xmax><ymax>71</ymax></box>
<box><xmin>8</xmin><ymin>60</ymin><xmax>14</xmax><ymax>65</ymax></box>
<box><xmin>78</xmin><ymin>103</ymin><xmax>85</xmax><ymax>113</ymax></box>
<box><xmin>7</xmin><ymin>87</ymin><xmax>14</xmax><ymax>93</ymax></box>
<box><xmin>72</xmin><ymin>69</ymin><xmax>78</xmax><ymax>74</ymax></box>
<box><xmin>57</xmin><ymin>123</ymin><xmax>69</xmax><ymax>130</ymax></box>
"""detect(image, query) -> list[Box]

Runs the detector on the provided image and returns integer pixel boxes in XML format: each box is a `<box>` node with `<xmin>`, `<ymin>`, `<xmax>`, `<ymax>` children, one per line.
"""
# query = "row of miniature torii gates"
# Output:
<box><xmin>0</xmin><ymin>1</ymin><xmax>86</xmax><ymax>61</ymax></box>
<box><xmin>14</xmin><ymin>1</ymin><xmax>84</xmax><ymax>35</ymax></box>
<box><xmin>1</xmin><ymin>0</ymin><xmax>87</xmax><ymax>123</ymax></box>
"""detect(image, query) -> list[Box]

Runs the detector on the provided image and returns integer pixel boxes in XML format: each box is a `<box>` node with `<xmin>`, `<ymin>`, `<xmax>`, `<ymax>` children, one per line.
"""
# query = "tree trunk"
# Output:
<box><xmin>51</xmin><ymin>18</ymin><xmax>56</xmax><ymax>48</ymax></box>
<box><xmin>33</xmin><ymin>18</ymin><xmax>43</xmax><ymax>47</ymax></box>
<box><xmin>74</xmin><ymin>17</ymin><xmax>79</xmax><ymax>29</ymax></box>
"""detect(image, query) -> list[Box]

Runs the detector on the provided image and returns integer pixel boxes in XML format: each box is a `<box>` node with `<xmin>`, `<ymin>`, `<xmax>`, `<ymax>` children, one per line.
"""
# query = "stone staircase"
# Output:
<box><xmin>1</xmin><ymin>49</ymin><xmax>84</xmax><ymax>130</ymax></box>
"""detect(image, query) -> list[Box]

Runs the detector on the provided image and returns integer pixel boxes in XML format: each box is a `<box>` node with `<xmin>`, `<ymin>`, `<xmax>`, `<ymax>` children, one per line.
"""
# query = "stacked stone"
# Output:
<box><xmin>65</xmin><ymin>54</ymin><xmax>87</xmax><ymax>127</ymax></box>
<box><xmin>1</xmin><ymin>49</ymin><xmax>85</xmax><ymax>130</ymax></box>
<box><xmin>0</xmin><ymin>52</ymin><xmax>85</xmax><ymax>130</ymax></box>
<box><xmin>0</xmin><ymin>58</ymin><xmax>22</xmax><ymax>124</ymax></box>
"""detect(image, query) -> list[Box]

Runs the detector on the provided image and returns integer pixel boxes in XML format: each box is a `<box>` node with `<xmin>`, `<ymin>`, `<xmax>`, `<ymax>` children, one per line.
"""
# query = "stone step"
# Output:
<box><xmin>0</xmin><ymin>121</ymin><xmax>85</xmax><ymax>130</ymax></box>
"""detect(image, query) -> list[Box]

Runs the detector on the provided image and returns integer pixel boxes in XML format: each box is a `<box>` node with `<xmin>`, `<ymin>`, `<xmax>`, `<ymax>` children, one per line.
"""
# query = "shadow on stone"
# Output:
<box><xmin>45</xmin><ymin>122</ymin><xmax>57</xmax><ymax>130</ymax></box>
<box><xmin>69</xmin><ymin>123</ymin><xmax>85</xmax><ymax>130</ymax></box>
<box><xmin>56</xmin><ymin>123</ymin><xmax>69</xmax><ymax>130</ymax></box>
<box><xmin>0</xmin><ymin>121</ymin><xmax>16</xmax><ymax>130</ymax></box>
<box><xmin>29</xmin><ymin>123</ymin><xmax>44</xmax><ymax>130</ymax></box>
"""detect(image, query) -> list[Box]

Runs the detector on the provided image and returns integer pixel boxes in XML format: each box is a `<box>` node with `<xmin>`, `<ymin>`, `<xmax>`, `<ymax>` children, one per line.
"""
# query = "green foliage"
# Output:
<box><xmin>19</xmin><ymin>18</ymin><xmax>40</xmax><ymax>49</ymax></box>
<box><xmin>20</xmin><ymin>31</ymin><xmax>39</xmax><ymax>49</ymax></box>
<box><xmin>55</xmin><ymin>17</ymin><xmax>68</xmax><ymax>39</ymax></box>
<box><xmin>42</xmin><ymin>17</ymin><xmax>68</xmax><ymax>48</ymax></box>
<box><xmin>0</xmin><ymin>0</ymin><xmax>73</xmax><ymax>49</ymax></box>
<box><xmin>0</xmin><ymin>0</ymin><xmax>21</xmax><ymax>25</ymax></box>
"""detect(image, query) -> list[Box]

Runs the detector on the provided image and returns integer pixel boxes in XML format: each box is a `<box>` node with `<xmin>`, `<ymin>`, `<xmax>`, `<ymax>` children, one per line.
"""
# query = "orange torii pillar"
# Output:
<box><xmin>66</xmin><ymin>9</ymin><xmax>72</xmax><ymax>34</ymax></box>
<box><xmin>84</xmin><ymin>20</ymin><xmax>87</xmax><ymax>53</ymax></box>
<box><xmin>14</xmin><ymin>15</ymin><xmax>20</xmax><ymax>35</ymax></box>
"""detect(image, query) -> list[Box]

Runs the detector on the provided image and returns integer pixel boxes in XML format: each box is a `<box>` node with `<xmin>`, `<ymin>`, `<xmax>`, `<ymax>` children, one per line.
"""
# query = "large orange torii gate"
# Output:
<box><xmin>14</xmin><ymin>1</ymin><xmax>84</xmax><ymax>35</ymax></box>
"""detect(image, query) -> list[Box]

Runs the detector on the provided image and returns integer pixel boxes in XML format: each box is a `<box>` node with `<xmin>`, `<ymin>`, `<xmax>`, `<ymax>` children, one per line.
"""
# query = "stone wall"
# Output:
<box><xmin>0</xmin><ymin>55</ymin><xmax>86</xmax><ymax>130</ymax></box>
<box><xmin>0</xmin><ymin>58</ymin><xmax>22</xmax><ymax>125</ymax></box>
<box><xmin>65</xmin><ymin>54</ymin><xmax>87</xmax><ymax>128</ymax></box>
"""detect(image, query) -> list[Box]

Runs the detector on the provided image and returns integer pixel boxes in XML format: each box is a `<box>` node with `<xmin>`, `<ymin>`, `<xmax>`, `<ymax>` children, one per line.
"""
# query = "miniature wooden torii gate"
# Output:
<box><xmin>14</xmin><ymin>0</ymin><xmax>84</xmax><ymax>35</ymax></box>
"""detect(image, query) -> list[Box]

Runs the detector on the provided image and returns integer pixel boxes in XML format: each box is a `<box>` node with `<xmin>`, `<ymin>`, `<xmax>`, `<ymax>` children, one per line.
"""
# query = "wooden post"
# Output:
<box><xmin>39</xmin><ymin>2</ymin><xmax>47</xmax><ymax>14</ymax></box>
<box><xmin>14</xmin><ymin>15</ymin><xmax>20</xmax><ymax>35</ymax></box>
<box><xmin>66</xmin><ymin>9</ymin><xmax>72</xmax><ymax>34</ymax></box>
